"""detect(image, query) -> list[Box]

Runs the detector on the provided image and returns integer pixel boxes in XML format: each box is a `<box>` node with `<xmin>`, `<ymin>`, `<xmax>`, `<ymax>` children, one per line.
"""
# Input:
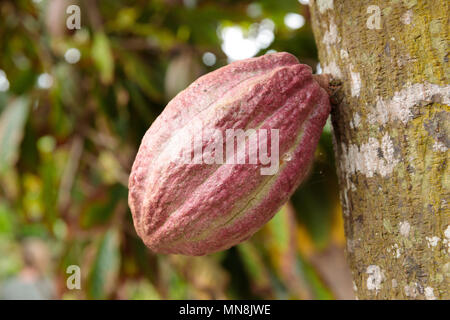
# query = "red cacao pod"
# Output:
<box><xmin>128</xmin><ymin>52</ymin><xmax>331</xmax><ymax>255</ymax></box>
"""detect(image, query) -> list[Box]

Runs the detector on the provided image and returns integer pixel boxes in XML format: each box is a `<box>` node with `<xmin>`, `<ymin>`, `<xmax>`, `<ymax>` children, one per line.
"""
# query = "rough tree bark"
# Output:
<box><xmin>309</xmin><ymin>0</ymin><xmax>449</xmax><ymax>299</ymax></box>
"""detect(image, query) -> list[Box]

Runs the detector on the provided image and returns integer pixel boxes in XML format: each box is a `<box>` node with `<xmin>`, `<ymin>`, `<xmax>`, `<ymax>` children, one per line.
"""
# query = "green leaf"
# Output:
<box><xmin>91</xmin><ymin>32</ymin><xmax>115</xmax><ymax>84</ymax></box>
<box><xmin>266</xmin><ymin>206</ymin><xmax>291</xmax><ymax>253</ymax></box>
<box><xmin>80</xmin><ymin>184</ymin><xmax>127</xmax><ymax>228</ymax></box>
<box><xmin>237</xmin><ymin>242</ymin><xmax>274</xmax><ymax>298</ymax></box>
<box><xmin>297</xmin><ymin>254</ymin><xmax>334</xmax><ymax>300</ymax></box>
<box><xmin>9</xmin><ymin>69</ymin><xmax>36</xmax><ymax>95</ymax></box>
<box><xmin>0</xmin><ymin>97</ymin><xmax>30</xmax><ymax>174</ymax></box>
<box><xmin>0</xmin><ymin>202</ymin><xmax>14</xmax><ymax>235</ymax></box>
<box><xmin>87</xmin><ymin>229</ymin><xmax>121</xmax><ymax>299</ymax></box>
<box><xmin>116</xmin><ymin>49</ymin><xmax>162</xmax><ymax>101</ymax></box>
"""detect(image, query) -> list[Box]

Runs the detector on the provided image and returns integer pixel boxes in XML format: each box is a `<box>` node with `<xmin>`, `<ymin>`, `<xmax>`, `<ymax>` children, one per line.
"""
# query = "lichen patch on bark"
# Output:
<box><xmin>349</xmin><ymin>67</ymin><xmax>361</xmax><ymax>97</ymax></box>
<box><xmin>315</xmin><ymin>0</ymin><xmax>334</xmax><ymax>14</ymax></box>
<box><xmin>368</xmin><ymin>83</ymin><xmax>450</xmax><ymax>125</ymax></box>
<box><xmin>366</xmin><ymin>265</ymin><xmax>385</xmax><ymax>292</ymax></box>
<box><xmin>340</xmin><ymin>133</ymin><xmax>399</xmax><ymax>178</ymax></box>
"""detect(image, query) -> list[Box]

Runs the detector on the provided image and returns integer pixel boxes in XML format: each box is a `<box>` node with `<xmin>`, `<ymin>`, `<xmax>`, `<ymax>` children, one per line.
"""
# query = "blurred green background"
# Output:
<box><xmin>0</xmin><ymin>0</ymin><xmax>353</xmax><ymax>300</ymax></box>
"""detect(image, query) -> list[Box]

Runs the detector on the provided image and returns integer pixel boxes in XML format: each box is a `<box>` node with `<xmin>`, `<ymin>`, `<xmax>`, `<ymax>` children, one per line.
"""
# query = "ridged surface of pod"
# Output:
<box><xmin>128</xmin><ymin>52</ymin><xmax>331</xmax><ymax>255</ymax></box>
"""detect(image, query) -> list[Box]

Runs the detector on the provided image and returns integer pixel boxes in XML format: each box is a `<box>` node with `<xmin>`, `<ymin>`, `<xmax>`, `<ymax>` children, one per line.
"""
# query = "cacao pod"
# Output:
<box><xmin>128</xmin><ymin>52</ymin><xmax>331</xmax><ymax>255</ymax></box>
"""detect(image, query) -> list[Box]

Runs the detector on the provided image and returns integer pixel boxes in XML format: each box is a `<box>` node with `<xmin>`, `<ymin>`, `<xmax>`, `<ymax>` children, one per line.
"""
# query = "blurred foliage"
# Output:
<box><xmin>0</xmin><ymin>0</ymin><xmax>353</xmax><ymax>300</ymax></box>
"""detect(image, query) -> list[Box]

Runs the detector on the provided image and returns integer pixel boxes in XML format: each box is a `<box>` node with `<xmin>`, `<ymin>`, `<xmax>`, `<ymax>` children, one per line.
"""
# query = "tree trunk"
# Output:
<box><xmin>309</xmin><ymin>0</ymin><xmax>449</xmax><ymax>299</ymax></box>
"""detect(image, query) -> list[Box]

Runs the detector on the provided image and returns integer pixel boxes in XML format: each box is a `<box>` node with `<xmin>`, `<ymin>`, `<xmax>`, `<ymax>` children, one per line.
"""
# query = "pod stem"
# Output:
<box><xmin>313</xmin><ymin>73</ymin><xmax>342</xmax><ymax>106</ymax></box>
<box><xmin>313</xmin><ymin>74</ymin><xmax>331</xmax><ymax>94</ymax></box>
